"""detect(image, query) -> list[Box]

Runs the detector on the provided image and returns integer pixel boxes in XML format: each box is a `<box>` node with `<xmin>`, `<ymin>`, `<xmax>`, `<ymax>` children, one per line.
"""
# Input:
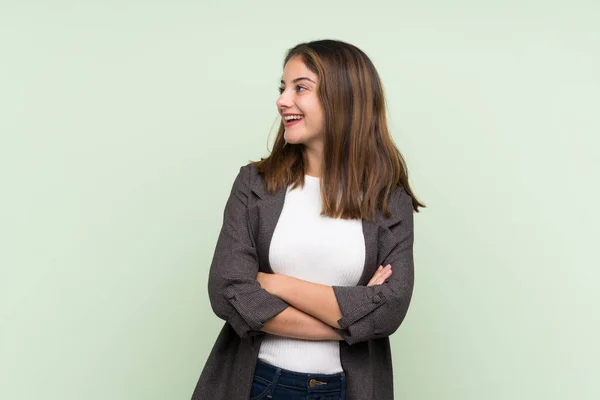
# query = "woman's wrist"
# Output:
<box><xmin>268</xmin><ymin>273</ymin><xmax>284</xmax><ymax>297</ymax></box>
<box><xmin>261</xmin><ymin>305</ymin><xmax>342</xmax><ymax>341</ymax></box>
<box><xmin>257</xmin><ymin>272</ymin><xmax>280</xmax><ymax>296</ymax></box>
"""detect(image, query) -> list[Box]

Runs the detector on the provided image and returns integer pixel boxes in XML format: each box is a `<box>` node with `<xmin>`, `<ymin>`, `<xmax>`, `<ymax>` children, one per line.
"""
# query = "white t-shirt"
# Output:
<box><xmin>258</xmin><ymin>174</ymin><xmax>365</xmax><ymax>374</ymax></box>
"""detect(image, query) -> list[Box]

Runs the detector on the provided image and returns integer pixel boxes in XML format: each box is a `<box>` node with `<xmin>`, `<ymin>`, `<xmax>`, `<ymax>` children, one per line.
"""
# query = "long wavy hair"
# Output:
<box><xmin>252</xmin><ymin>39</ymin><xmax>425</xmax><ymax>221</ymax></box>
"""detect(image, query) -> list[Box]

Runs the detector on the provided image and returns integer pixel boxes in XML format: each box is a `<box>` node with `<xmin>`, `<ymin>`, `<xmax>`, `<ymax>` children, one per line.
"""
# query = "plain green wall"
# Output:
<box><xmin>1</xmin><ymin>1</ymin><xmax>598</xmax><ymax>399</ymax></box>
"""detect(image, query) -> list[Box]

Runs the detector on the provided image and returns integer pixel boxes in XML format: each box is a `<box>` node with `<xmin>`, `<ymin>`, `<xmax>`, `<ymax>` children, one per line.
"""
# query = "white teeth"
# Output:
<box><xmin>284</xmin><ymin>115</ymin><xmax>303</xmax><ymax>121</ymax></box>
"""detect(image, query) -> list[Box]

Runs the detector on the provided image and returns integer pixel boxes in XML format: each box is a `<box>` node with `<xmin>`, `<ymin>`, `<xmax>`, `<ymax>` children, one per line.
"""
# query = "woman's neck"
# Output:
<box><xmin>303</xmin><ymin>146</ymin><xmax>323</xmax><ymax>178</ymax></box>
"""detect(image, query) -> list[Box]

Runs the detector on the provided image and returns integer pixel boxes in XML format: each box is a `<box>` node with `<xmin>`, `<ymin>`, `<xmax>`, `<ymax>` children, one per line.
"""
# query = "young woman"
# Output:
<box><xmin>191</xmin><ymin>39</ymin><xmax>424</xmax><ymax>400</ymax></box>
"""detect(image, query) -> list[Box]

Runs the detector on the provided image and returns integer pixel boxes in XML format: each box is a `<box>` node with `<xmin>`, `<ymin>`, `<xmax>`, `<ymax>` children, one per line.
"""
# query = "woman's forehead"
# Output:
<box><xmin>281</xmin><ymin>57</ymin><xmax>318</xmax><ymax>83</ymax></box>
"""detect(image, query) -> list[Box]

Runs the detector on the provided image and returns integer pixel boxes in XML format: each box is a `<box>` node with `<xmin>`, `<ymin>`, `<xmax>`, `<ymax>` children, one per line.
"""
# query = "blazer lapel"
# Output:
<box><xmin>357</xmin><ymin>201</ymin><xmax>404</xmax><ymax>286</ymax></box>
<box><xmin>356</xmin><ymin>219</ymin><xmax>378</xmax><ymax>285</ymax></box>
<box><xmin>247</xmin><ymin>175</ymin><xmax>286</xmax><ymax>274</ymax></box>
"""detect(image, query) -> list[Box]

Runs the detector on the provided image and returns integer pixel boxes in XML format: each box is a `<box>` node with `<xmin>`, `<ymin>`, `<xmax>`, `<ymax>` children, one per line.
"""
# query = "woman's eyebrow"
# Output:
<box><xmin>280</xmin><ymin>77</ymin><xmax>317</xmax><ymax>85</ymax></box>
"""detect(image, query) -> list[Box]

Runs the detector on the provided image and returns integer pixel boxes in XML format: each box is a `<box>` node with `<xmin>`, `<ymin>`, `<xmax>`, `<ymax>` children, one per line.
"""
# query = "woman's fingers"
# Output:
<box><xmin>367</xmin><ymin>264</ymin><xmax>392</xmax><ymax>286</ymax></box>
<box><xmin>368</xmin><ymin>271</ymin><xmax>390</xmax><ymax>286</ymax></box>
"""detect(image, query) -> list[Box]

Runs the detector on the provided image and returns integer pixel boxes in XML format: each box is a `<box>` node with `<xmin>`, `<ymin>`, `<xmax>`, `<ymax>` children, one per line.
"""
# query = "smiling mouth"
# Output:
<box><xmin>283</xmin><ymin>115</ymin><xmax>304</xmax><ymax>126</ymax></box>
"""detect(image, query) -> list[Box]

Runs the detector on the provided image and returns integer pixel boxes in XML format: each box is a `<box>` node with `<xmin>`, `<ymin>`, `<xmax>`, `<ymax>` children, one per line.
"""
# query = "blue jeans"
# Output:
<box><xmin>249</xmin><ymin>359</ymin><xmax>346</xmax><ymax>400</ymax></box>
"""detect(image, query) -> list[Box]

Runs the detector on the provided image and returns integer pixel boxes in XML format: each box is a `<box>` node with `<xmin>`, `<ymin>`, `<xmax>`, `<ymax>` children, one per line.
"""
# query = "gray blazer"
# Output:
<box><xmin>191</xmin><ymin>163</ymin><xmax>415</xmax><ymax>400</ymax></box>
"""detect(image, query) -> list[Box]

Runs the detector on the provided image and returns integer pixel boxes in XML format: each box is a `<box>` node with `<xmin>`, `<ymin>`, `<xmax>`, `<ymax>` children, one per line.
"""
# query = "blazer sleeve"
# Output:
<box><xmin>207</xmin><ymin>165</ymin><xmax>289</xmax><ymax>338</ymax></box>
<box><xmin>332</xmin><ymin>186</ymin><xmax>415</xmax><ymax>345</ymax></box>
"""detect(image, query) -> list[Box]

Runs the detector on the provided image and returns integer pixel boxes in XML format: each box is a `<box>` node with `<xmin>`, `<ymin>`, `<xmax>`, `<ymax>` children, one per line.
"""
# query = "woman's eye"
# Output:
<box><xmin>278</xmin><ymin>85</ymin><xmax>307</xmax><ymax>94</ymax></box>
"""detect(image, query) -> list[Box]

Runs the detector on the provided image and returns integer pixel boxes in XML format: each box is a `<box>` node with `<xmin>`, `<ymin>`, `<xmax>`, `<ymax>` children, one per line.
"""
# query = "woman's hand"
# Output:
<box><xmin>257</xmin><ymin>272</ymin><xmax>275</xmax><ymax>294</ymax></box>
<box><xmin>367</xmin><ymin>264</ymin><xmax>392</xmax><ymax>286</ymax></box>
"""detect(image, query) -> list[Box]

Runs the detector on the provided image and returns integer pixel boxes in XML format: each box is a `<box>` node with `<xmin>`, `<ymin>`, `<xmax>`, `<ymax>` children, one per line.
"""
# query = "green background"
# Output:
<box><xmin>1</xmin><ymin>1</ymin><xmax>598</xmax><ymax>399</ymax></box>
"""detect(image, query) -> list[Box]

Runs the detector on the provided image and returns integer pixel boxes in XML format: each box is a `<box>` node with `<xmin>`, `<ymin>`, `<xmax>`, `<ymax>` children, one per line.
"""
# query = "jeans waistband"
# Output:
<box><xmin>254</xmin><ymin>359</ymin><xmax>346</xmax><ymax>392</ymax></box>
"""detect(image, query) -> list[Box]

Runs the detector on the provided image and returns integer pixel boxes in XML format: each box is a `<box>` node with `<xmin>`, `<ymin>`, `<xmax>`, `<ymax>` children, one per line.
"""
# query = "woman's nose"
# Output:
<box><xmin>276</xmin><ymin>91</ymin><xmax>292</xmax><ymax>109</ymax></box>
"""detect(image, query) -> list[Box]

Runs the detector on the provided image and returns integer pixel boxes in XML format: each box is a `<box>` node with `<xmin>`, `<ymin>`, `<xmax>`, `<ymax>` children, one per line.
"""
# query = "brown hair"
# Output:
<box><xmin>251</xmin><ymin>39</ymin><xmax>425</xmax><ymax>221</ymax></box>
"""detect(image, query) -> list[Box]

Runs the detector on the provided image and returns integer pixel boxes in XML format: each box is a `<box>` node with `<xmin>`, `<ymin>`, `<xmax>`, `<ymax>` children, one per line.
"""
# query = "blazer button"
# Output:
<box><xmin>372</xmin><ymin>295</ymin><xmax>382</xmax><ymax>304</ymax></box>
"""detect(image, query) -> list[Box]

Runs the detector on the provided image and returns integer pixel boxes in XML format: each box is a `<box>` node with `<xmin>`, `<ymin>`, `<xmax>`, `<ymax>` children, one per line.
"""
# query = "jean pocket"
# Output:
<box><xmin>249</xmin><ymin>375</ymin><xmax>272</xmax><ymax>400</ymax></box>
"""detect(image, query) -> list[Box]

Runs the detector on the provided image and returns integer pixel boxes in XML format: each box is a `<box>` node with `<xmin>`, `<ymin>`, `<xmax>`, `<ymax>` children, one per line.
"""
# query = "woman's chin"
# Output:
<box><xmin>284</xmin><ymin>133</ymin><xmax>303</xmax><ymax>145</ymax></box>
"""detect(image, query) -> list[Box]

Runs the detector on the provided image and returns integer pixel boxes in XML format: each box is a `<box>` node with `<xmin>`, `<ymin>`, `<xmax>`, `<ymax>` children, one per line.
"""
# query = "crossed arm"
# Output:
<box><xmin>256</xmin><ymin>265</ymin><xmax>393</xmax><ymax>341</ymax></box>
<box><xmin>209</xmin><ymin>166</ymin><xmax>414</xmax><ymax>344</ymax></box>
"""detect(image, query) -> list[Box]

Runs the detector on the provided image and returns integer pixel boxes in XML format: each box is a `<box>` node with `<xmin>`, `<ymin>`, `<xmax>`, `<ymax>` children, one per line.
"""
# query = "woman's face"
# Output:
<box><xmin>276</xmin><ymin>56</ymin><xmax>325</xmax><ymax>148</ymax></box>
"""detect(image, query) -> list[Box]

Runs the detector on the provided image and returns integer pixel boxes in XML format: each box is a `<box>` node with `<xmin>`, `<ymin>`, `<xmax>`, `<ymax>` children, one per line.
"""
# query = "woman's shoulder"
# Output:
<box><xmin>240</xmin><ymin>162</ymin><xmax>260</xmax><ymax>176</ymax></box>
<box><xmin>238</xmin><ymin>162</ymin><xmax>264</xmax><ymax>186</ymax></box>
<box><xmin>230</xmin><ymin>162</ymin><xmax>267</xmax><ymax>196</ymax></box>
<box><xmin>379</xmin><ymin>184</ymin><xmax>413</xmax><ymax>226</ymax></box>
